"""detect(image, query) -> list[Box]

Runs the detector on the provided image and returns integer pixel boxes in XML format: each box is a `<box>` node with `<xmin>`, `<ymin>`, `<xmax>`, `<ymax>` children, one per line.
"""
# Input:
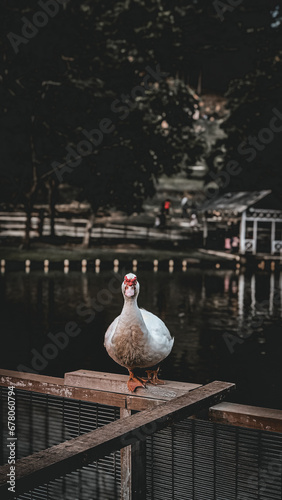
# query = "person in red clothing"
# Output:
<box><xmin>163</xmin><ymin>199</ymin><xmax>171</xmax><ymax>215</ymax></box>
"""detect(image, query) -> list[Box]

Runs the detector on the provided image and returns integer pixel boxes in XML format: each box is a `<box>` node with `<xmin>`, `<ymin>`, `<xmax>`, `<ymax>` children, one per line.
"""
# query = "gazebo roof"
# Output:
<box><xmin>200</xmin><ymin>190</ymin><xmax>272</xmax><ymax>214</ymax></box>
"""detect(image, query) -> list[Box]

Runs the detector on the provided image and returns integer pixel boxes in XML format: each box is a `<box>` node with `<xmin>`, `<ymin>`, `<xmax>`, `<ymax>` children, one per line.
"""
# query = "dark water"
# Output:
<box><xmin>0</xmin><ymin>269</ymin><xmax>282</xmax><ymax>409</ymax></box>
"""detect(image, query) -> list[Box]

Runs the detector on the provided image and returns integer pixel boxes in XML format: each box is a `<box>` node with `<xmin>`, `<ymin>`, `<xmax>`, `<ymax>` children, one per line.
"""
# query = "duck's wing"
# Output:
<box><xmin>140</xmin><ymin>309</ymin><xmax>174</xmax><ymax>354</ymax></box>
<box><xmin>140</xmin><ymin>309</ymin><xmax>172</xmax><ymax>338</ymax></box>
<box><xmin>104</xmin><ymin>316</ymin><xmax>120</xmax><ymax>347</ymax></box>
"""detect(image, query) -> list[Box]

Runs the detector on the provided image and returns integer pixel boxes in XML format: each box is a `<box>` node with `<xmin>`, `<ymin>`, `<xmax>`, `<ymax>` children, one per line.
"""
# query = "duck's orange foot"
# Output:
<box><xmin>146</xmin><ymin>367</ymin><xmax>165</xmax><ymax>385</ymax></box>
<box><xmin>127</xmin><ymin>370</ymin><xmax>147</xmax><ymax>392</ymax></box>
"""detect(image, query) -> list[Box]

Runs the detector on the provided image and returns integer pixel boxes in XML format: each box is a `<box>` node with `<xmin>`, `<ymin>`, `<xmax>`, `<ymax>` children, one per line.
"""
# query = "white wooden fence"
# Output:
<box><xmin>0</xmin><ymin>212</ymin><xmax>196</xmax><ymax>242</ymax></box>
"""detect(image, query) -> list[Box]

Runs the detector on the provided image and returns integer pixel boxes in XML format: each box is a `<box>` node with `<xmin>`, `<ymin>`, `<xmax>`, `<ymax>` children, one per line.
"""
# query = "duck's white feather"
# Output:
<box><xmin>140</xmin><ymin>308</ymin><xmax>174</xmax><ymax>359</ymax></box>
<box><xmin>104</xmin><ymin>307</ymin><xmax>173</xmax><ymax>369</ymax></box>
<box><xmin>104</xmin><ymin>315</ymin><xmax>119</xmax><ymax>345</ymax></box>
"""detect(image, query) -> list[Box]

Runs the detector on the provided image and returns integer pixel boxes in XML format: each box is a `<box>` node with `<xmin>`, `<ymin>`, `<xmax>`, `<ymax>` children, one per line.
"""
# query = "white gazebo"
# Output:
<box><xmin>200</xmin><ymin>190</ymin><xmax>282</xmax><ymax>255</ymax></box>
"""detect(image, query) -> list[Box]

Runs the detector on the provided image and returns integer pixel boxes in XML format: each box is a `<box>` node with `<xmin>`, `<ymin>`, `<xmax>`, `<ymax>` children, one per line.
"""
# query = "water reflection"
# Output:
<box><xmin>0</xmin><ymin>269</ymin><xmax>281</xmax><ymax>409</ymax></box>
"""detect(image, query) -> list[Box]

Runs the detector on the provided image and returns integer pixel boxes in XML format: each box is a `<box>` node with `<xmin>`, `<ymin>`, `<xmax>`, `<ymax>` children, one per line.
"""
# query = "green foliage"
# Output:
<box><xmin>207</xmin><ymin>51</ymin><xmax>282</xmax><ymax>193</ymax></box>
<box><xmin>0</xmin><ymin>0</ymin><xmax>204</xmax><ymax>214</ymax></box>
<box><xmin>1</xmin><ymin>0</ymin><xmax>281</xmax><ymax>213</ymax></box>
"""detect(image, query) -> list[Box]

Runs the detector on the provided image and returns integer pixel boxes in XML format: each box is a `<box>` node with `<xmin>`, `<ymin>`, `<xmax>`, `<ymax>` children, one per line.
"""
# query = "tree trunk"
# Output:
<box><xmin>37</xmin><ymin>208</ymin><xmax>45</xmax><ymax>239</ymax></box>
<box><xmin>82</xmin><ymin>213</ymin><xmax>95</xmax><ymax>248</ymax></box>
<box><xmin>47</xmin><ymin>179</ymin><xmax>56</xmax><ymax>240</ymax></box>
<box><xmin>21</xmin><ymin>130</ymin><xmax>38</xmax><ymax>248</ymax></box>
<box><xmin>23</xmin><ymin>202</ymin><xmax>32</xmax><ymax>249</ymax></box>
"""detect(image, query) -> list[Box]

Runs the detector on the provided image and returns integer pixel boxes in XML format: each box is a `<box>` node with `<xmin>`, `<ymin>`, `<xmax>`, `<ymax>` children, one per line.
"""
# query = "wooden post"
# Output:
<box><xmin>250</xmin><ymin>274</ymin><xmax>256</xmax><ymax>314</ymax></box>
<box><xmin>120</xmin><ymin>408</ymin><xmax>132</xmax><ymax>500</ymax></box>
<box><xmin>81</xmin><ymin>259</ymin><xmax>87</xmax><ymax>273</ymax></box>
<box><xmin>239</xmin><ymin>210</ymin><xmax>246</xmax><ymax>254</ymax></box>
<box><xmin>64</xmin><ymin>259</ymin><xmax>69</xmax><ymax>274</ymax></box>
<box><xmin>238</xmin><ymin>273</ymin><xmax>245</xmax><ymax>330</ymax></box>
<box><xmin>120</xmin><ymin>408</ymin><xmax>147</xmax><ymax>500</ymax></box>
<box><xmin>25</xmin><ymin>259</ymin><xmax>31</xmax><ymax>273</ymax></box>
<box><xmin>0</xmin><ymin>259</ymin><xmax>5</xmax><ymax>274</ymax></box>
<box><xmin>252</xmin><ymin>220</ymin><xmax>258</xmax><ymax>254</ymax></box>
<box><xmin>131</xmin><ymin>440</ymin><xmax>146</xmax><ymax>500</ymax></box>
<box><xmin>271</xmin><ymin>220</ymin><xmax>276</xmax><ymax>255</ymax></box>
<box><xmin>203</xmin><ymin>215</ymin><xmax>208</xmax><ymax>248</ymax></box>
<box><xmin>269</xmin><ymin>272</ymin><xmax>275</xmax><ymax>315</ymax></box>
<box><xmin>95</xmin><ymin>259</ymin><xmax>100</xmax><ymax>274</ymax></box>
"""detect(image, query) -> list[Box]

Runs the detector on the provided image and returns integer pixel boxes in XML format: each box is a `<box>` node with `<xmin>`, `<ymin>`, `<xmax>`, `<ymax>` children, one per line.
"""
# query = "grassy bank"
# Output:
<box><xmin>0</xmin><ymin>243</ymin><xmax>235</xmax><ymax>265</ymax></box>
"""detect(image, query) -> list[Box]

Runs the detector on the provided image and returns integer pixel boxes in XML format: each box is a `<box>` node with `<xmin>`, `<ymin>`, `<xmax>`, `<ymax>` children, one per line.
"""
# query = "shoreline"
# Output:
<box><xmin>0</xmin><ymin>243</ymin><xmax>281</xmax><ymax>271</ymax></box>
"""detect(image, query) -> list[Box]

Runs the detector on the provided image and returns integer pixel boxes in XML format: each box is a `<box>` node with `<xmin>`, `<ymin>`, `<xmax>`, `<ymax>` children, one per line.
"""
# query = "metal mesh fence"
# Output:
<box><xmin>1</xmin><ymin>387</ymin><xmax>282</xmax><ymax>499</ymax></box>
<box><xmin>0</xmin><ymin>386</ymin><xmax>121</xmax><ymax>500</ymax></box>
<box><xmin>145</xmin><ymin>417</ymin><xmax>282</xmax><ymax>500</ymax></box>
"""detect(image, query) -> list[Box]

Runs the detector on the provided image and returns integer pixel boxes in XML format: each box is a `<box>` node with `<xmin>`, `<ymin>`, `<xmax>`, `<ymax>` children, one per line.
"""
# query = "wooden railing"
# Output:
<box><xmin>0</xmin><ymin>369</ymin><xmax>233</xmax><ymax>499</ymax></box>
<box><xmin>1</xmin><ymin>369</ymin><xmax>282</xmax><ymax>499</ymax></box>
<box><xmin>0</xmin><ymin>211</ymin><xmax>197</xmax><ymax>243</ymax></box>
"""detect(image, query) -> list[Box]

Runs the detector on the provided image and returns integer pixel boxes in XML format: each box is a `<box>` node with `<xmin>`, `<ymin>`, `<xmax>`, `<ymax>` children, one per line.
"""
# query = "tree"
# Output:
<box><xmin>1</xmin><ymin>0</ymin><xmax>280</xmax><ymax>248</ymax></box>
<box><xmin>0</xmin><ymin>0</ymin><xmax>204</xmax><ymax>247</ymax></box>
<box><xmin>205</xmin><ymin>21</ymin><xmax>282</xmax><ymax>195</ymax></box>
<box><xmin>52</xmin><ymin>75</ymin><xmax>204</xmax><ymax>246</ymax></box>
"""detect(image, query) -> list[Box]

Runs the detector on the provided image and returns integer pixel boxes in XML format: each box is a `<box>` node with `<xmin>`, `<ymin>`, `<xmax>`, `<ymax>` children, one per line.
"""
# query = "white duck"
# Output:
<box><xmin>104</xmin><ymin>273</ymin><xmax>174</xmax><ymax>392</ymax></box>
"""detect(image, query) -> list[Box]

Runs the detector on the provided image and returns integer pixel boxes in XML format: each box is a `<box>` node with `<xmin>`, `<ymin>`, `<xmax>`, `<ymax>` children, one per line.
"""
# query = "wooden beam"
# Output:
<box><xmin>0</xmin><ymin>369</ymin><xmax>201</xmax><ymax>411</ymax></box>
<box><xmin>0</xmin><ymin>368</ymin><xmax>63</xmax><ymax>386</ymax></box>
<box><xmin>203</xmin><ymin>216</ymin><xmax>208</xmax><ymax>248</ymax></box>
<box><xmin>131</xmin><ymin>440</ymin><xmax>146</xmax><ymax>500</ymax></box>
<box><xmin>271</xmin><ymin>220</ymin><xmax>276</xmax><ymax>255</ymax></box>
<box><xmin>0</xmin><ymin>381</ymin><xmax>235</xmax><ymax>498</ymax></box>
<box><xmin>0</xmin><ymin>369</ymin><xmax>127</xmax><ymax>409</ymax></box>
<box><xmin>252</xmin><ymin>219</ymin><xmax>258</xmax><ymax>254</ymax></box>
<box><xmin>209</xmin><ymin>402</ymin><xmax>282</xmax><ymax>433</ymax></box>
<box><xmin>120</xmin><ymin>408</ymin><xmax>132</xmax><ymax>500</ymax></box>
<box><xmin>64</xmin><ymin>370</ymin><xmax>201</xmax><ymax>401</ymax></box>
<box><xmin>120</xmin><ymin>408</ymin><xmax>147</xmax><ymax>500</ymax></box>
<box><xmin>127</xmin><ymin>396</ymin><xmax>164</xmax><ymax>411</ymax></box>
<box><xmin>239</xmin><ymin>210</ymin><xmax>246</xmax><ymax>254</ymax></box>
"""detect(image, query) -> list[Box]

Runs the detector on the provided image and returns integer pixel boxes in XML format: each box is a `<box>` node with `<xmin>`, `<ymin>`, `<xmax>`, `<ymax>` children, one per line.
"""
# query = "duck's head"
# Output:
<box><xmin>122</xmin><ymin>273</ymin><xmax>139</xmax><ymax>300</ymax></box>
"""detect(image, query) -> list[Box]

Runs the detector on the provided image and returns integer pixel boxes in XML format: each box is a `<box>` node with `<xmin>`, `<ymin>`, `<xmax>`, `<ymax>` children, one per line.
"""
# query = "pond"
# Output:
<box><xmin>0</xmin><ymin>268</ymin><xmax>281</xmax><ymax>409</ymax></box>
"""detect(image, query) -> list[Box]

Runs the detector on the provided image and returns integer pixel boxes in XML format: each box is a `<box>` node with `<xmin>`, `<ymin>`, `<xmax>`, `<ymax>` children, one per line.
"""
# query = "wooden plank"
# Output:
<box><xmin>120</xmin><ymin>408</ymin><xmax>132</xmax><ymax>500</ymax></box>
<box><xmin>240</xmin><ymin>209</ymin><xmax>246</xmax><ymax>254</ymax></box>
<box><xmin>64</xmin><ymin>370</ymin><xmax>201</xmax><ymax>401</ymax></box>
<box><xmin>0</xmin><ymin>370</ymin><xmax>126</xmax><ymax>409</ymax></box>
<box><xmin>0</xmin><ymin>369</ymin><xmax>63</xmax><ymax>386</ymax></box>
<box><xmin>209</xmin><ymin>402</ymin><xmax>282</xmax><ymax>433</ymax></box>
<box><xmin>126</xmin><ymin>396</ymin><xmax>164</xmax><ymax>411</ymax></box>
<box><xmin>0</xmin><ymin>369</ymin><xmax>200</xmax><ymax>410</ymax></box>
<box><xmin>0</xmin><ymin>381</ymin><xmax>235</xmax><ymax>498</ymax></box>
<box><xmin>131</xmin><ymin>440</ymin><xmax>146</xmax><ymax>500</ymax></box>
<box><xmin>120</xmin><ymin>409</ymin><xmax>147</xmax><ymax>500</ymax></box>
<box><xmin>0</xmin><ymin>369</ymin><xmax>198</xmax><ymax>411</ymax></box>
